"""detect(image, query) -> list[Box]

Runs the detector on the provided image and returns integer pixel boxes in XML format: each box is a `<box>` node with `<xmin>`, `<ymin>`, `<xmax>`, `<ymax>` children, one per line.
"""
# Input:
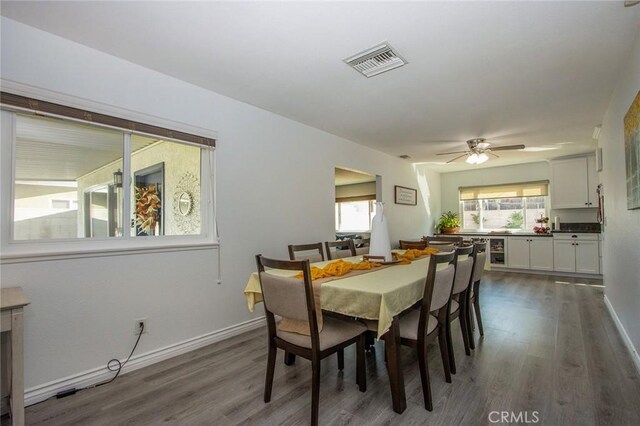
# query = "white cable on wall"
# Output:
<box><xmin>208</xmin><ymin>147</ymin><xmax>222</xmax><ymax>285</ymax></box>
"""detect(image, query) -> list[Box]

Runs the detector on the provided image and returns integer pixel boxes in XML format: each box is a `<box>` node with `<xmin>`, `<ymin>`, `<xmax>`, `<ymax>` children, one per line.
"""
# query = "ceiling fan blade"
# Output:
<box><xmin>446</xmin><ymin>153</ymin><xmax>469</xmax><ymax>164</ymax></box>
<box><xmin>487</xmin><ymin>151</ymin><xmax>500</xmax><ymax>158</ymax></box>
<box><xmin>624</xmin><ymin>1</ymin><xmax>639</xmax><ymax>7</ymax></box>
<box><xmin>487</xmin><ymin>144</ymin><xmax>525</xmax><ymax>151</ymax></box>
<box><xmin>437</xmin><ymin>150</ymin><xmax>469</xmax><ymax>156</ymax></box>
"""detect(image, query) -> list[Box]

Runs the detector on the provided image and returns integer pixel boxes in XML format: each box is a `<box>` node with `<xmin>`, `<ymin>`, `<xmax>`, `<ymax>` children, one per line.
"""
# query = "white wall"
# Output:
<box><xmin>438</xmin><ymin>161</ymin><xmax>598</xmax><ymax>227</ymax></box>
<box><xmin>0</xmin><ymin>18</ymin><xmax>440</xmax><ymax>396</ymax></box>
<box><xmin>598</xmin><ymin>28</ymin><xmax>640</xmax><ymax>361</ymax></box>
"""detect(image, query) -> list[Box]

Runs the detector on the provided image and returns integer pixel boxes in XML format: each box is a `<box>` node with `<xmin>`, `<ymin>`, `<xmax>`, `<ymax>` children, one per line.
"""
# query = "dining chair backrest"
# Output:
<box><xmin>288</xmin><ymin>242</ymin><xmax>325</xmax><ymax>263</ymax></box>
<box><xmin>255</xmin><ymin>255</ymin><xmax>321</xmax><ymax>347</ymax></box>
<box><xmin>452</xmin><ymin>245</ymin><xmax>475</xmax><ymax>295</ymax></box>
<box><xmin>420</xmin><ymin>252</ymin><xmax>456</xmax><ymax>313</ymax></box>
<box><xmin>259</xmin><ymin>273</ymin><xmax>309</xmax><ymax>321</ymax></box>
<box><xmin>432</xmin><ymin>243</ymin><xmax>456</xmax><ymax>253</ymax></box>
<box><xmin>471</xmin><ymin>242</ymin><xmax>487</xmax><ymax>282</ymax></box>
<box><xmin>399</xmin><ymin>240</ymin><xmax>427</xmax><ymax>250</ymax></box>
<box><xmin>430</xmin><ymin>264</ymin><xmax>457</xmax><ymax>312</ymax></box>
<box><xmin>424</xmin><ymin>235</ymin><xmax>464</xmax><ymax>245</ymax></box>
<box><xmin>354</xmin><ymin>237</ymin><xmax>370</xmax><ymax>256</ymax></box>
<box><xmin>325</xmin><ymin>239</ymin><xmax>356</xmax><ymax>260</ymax></box>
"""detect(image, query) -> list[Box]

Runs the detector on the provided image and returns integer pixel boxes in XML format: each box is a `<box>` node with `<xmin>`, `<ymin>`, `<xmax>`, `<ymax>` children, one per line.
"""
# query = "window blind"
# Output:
<box><xmin>335</xmin><ymin>194</ymin><xmax>376</xmax><ymax>203</ymax></box>
<box><xmin>335</xmin><ymin>182</ymin><xmax>376</xmax><ymax>203</ymax></box>
<box><xmin>459</xmin><ymin>181</ymin><xmax>549</xmax><ymax>200</ymax></box>
<box><xmin>0</xmin><ymin>92</ymin><xmax>215</xmax><ymax>148</ymax></box>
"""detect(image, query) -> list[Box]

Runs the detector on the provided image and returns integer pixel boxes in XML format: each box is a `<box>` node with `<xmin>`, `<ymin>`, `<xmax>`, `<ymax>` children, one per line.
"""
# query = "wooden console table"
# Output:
<box><xmin>1</xmin><ymin>287</ymin><xmax>29</xmax><ymax>426</ymax></box>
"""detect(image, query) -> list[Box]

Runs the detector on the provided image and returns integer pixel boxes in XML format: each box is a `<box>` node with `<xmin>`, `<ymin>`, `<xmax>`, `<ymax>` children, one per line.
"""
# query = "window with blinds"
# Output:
<box><xmin>459</xmin><ymin>181</ymin><xmax>549</xmax><ymax>231</ymax></box>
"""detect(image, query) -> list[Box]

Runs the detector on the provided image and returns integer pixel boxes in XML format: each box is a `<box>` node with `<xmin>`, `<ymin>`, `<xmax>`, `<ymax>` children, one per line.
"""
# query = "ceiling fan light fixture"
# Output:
<box><xmin>476</xmin><ymin>153</ymin><xmax>489</xmax><ymax>164</ymax></box>
<box><xmin>466</xmin><ymin>153</ymin><xmax>479</xmax><ymax>164</ymax></box>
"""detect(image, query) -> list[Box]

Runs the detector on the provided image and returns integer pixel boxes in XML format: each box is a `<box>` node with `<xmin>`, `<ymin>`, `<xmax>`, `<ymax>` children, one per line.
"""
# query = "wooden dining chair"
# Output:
<box><xmin>325</xmin><ymin>239</ymin><xmax>357</xmax><ymax>260</ymax></box>
<box><xmin>397</xmin><ymin>251</ymin><xmax>457</xmax><ymax>411</ymax></box>
<box><xmin>467</xmin><ymin>242</ymin><xmax>487</xmax><ymax>350</ymax></box>
<box><xmin>288</xmin><ymin>242</ymin><xmax>325</xmax><ymax>263</ymax></box>
<box><xmin>354</xmin><ymin>237</ymin><xmax>370</xmax><ymax>256</ymax></box>
<box><xmin>399</xmin><ymin>240</ymin><xmax>427</xmax><ymax>250</ymax></box>
<box><xmin>255</xmin><ymin>255</ymin><xmax>367</xmax><ymax>426</ymax></box>
<box><xmin>446</xmin><ymin>244</ymin><xmax>475</xmax><ymax>375</ymax></box>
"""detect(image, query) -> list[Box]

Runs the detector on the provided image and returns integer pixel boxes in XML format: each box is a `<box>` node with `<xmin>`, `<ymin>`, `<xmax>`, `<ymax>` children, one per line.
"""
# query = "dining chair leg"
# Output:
<box><xmin>417</xmin><ymin>338</ymin><xmax>433</xmax><ymax>411</ymax></box>
<box><xmin>357</xmin><ymin>335</ymin><xmax>366</xmax><ymax>392</ymax></box>
<box><xmin>365</xmin><ymin>332</ymin><xmax>375</xmax><ymax>351</ymax></box>
<box><xmin>438</xmin><ymin>326</ymin><xmax>452</xmax><ymax>383</ymax></box>
<box><xmin>473</xmin><ymin>281</ymin><xmax>485</xmax><ymax>336</ymax></box>
<box><xmin>467</xmin><ymin>300</ymin><xmax>476</xmax><ymax>350</ymax></box>
<box><xmin>264</xmin><ymin>341</ymin><xmax>277</xmax><ymax>403</ymax></box>
<box><xmin>469</xmin><ymin>300</ymin><xmax>476</xmax><ymax>331</ymax></box>
<box><xmin>284</xmin><ymin>351</ymin><xmax>296</xmax><ymax>365</ymax></box>
<box><xmin>446</xmin><ymin>319</ymin><xmax>456</xmax><ymax>375</ymax></box>
<box><xmin>459</xmin><ymin>293</ymin><xmax>471</xmax><ymax>356</ymax></box>
<box><xmin>337</xmin><ymin>348</ymin><xmax>345</xmax><ymax>371</ymax></box>
<box><xmin>311</xmin><ymin>358</ymin><xmax>321</xmax><ymax>426</ymax></box>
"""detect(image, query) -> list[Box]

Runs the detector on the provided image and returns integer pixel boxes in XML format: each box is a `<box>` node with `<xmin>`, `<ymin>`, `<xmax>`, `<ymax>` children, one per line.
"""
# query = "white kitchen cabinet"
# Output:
<box><xmin>575</xmin><ymin>240</ymin><xmax>599</xmax><ymax>274</ymax></box>
<box><xmin>529</xmin><ymin>238</ymin><xmax>554</xmax><ymax>271</ymax></box>
<box><xmin>553</xmin><ymin>240</ymin><xmax>576</xmax><ymax>272</ymax></box>
<box><xmin>507</xmin><ymin>237</ymin><xmax>553</xmax><ymax>270</ymax></box>
<box><xmin>553</xmin><ymin>233</ymin><xmax>600</xmax><ymax>274</ymax></box>
<box><xmin>550</xmin><ymin>156</ymin><xmax>597</xmax><ymax>209</ymax></box>
<box><xmin>507</xmin><ymin>237</ymin><xmax>530</xmax><ymax>269</ymax></box>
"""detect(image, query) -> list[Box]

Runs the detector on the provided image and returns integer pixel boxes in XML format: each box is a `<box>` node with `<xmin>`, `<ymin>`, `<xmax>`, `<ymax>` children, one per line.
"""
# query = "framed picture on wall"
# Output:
<box><xmin>394</xmin><ymin>185</ymin><xmax>417</xmax><ymax>206</ymax></box>
<box><xmin>624</xmin><ymin>90</ymin><xmax>640</xmax><ymax>210</ymax></box>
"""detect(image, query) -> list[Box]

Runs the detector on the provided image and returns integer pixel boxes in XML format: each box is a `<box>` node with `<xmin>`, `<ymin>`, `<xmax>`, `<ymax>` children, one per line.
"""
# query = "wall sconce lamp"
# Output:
<box><xmin>113</xmin><ymin>169</ymin><xmax>123</xmax><ymax>188</ymax></box>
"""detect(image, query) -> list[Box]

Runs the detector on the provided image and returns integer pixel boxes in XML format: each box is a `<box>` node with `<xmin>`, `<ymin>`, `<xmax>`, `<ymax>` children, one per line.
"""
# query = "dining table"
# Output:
<box><xmin>244</xmin><ymin>252</ymin><xmax>436</xmax><ymax>414</ymax></box>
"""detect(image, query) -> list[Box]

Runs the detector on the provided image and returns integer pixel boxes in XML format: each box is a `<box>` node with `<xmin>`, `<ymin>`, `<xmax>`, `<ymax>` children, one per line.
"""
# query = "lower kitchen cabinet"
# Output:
<box><xmin>553</xmin><ymin>240</ymin><xmax>576</xmax><ymax>272</ymax></box>
<box><xmin>575</xmin><ymin>240</ymin><xmax>599</xmax><ymax>274</ymax></box>
<box><xmin>529</xmin><ymin>238</ymin><xmax>555</xmax><ymax>271</ymax></box>
<box><xmin>507</xmin><ymin>237</ymin><xmax>553</xmax><ymax>271</ymax></box>
<box><xmin>553</xmin><ymin>234</ymin><xmax>600</xmax><ymax>274</ymax></box>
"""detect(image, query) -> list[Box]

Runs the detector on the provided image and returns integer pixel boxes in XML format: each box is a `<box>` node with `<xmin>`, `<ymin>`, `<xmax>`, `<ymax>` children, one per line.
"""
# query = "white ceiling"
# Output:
<box><xmin>3</xmin><ymin>1</ymin><xmax>640</xmax><ymax>172</ymax></box>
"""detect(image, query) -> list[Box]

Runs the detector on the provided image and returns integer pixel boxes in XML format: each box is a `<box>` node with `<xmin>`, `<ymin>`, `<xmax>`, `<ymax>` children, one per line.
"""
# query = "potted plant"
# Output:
<box><xmin>436</xmin><ymin>211</ymin><xmax>461</xmax><ymax>234</ymax></box>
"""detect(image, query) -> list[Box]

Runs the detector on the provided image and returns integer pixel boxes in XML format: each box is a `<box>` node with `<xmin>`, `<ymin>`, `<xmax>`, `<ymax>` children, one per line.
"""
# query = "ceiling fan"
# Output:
<box><xmin>437</xmin><ymin>138</ymin><xmax>525</xmax><ymax>164</ymax></box>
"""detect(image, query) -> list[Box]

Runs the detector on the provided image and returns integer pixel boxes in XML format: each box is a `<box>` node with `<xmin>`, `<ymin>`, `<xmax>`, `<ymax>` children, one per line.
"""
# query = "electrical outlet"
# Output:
<box><xmin>134</xmin><ymin>318</ymin><xmax>147</xmax><ymax>335</ymax></box>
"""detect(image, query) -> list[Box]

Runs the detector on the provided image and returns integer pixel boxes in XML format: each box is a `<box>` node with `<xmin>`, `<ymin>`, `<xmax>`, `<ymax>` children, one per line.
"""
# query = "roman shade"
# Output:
<box><xmin>459</xmin><ymin>181</ymin><xmax>549</xmax><ymax>200</ymax></box>
<box><xmin>335</xmin><ymin>182</ymin><xmax>376</xmax><ymax>203</ymax></box>
<box><xmin>0</xmin><ymin>92</ymin><xmax>216</xmax><ymax>148</ymax></box>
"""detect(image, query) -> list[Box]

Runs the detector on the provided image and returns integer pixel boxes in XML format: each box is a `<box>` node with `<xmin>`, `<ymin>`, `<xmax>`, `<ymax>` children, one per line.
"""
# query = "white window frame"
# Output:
<box><xmin>1</xmin><ymin>103</ymin><xmax>218</xmax><ymax>262</ymax></box>
<box><xmin>459</xmin><ymin>196</ymin><xmax>549</xmax><ymax>232</ymax></box>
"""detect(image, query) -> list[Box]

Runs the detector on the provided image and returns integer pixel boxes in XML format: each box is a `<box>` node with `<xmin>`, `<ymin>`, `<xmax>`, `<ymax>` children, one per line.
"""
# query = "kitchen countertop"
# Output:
<box><xmin>437</xmin><ymin>232</ymin><xmax>553</xmax><ymax>237</ymax></box>
<box><xmin>551</xmin><ymin>230</ymin><xmax>602</xmax><ymax>234</ymax></box>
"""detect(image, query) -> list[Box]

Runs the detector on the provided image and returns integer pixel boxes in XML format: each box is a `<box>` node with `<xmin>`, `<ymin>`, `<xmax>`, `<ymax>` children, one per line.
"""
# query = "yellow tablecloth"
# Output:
<box><xmin>244</xmin><ymin>255</ymin><xmax>432</xmax><ymax>338</ymax></box>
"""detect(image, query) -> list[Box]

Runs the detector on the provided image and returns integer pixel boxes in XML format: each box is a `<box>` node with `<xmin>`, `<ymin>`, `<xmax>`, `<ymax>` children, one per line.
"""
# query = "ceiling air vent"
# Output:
<box><xmin>344</xmin><ymin>42</ymin><xmax>407</xmax><ymax>78</ymax></box>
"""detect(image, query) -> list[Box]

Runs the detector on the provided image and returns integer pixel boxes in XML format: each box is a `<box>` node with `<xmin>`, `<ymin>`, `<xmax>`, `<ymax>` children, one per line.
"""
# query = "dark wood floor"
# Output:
<box><xmin>10</xmin><ymin>272</ymin><xmax>640</xmax><ymax>425</ymax></box>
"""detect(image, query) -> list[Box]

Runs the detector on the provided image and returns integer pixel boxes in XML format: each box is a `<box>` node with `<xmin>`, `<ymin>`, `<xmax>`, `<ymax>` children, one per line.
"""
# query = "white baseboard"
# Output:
<box><xmin>603</xmin><ymin>295</ymin><xmax>640</xmax><ymax>374</ymax></box>
<box><xmin>25</xmin><ymin>316</ymin><xmax>265</xmax><ymax>406</ymax></box>
<box><xmin>490</xmin><ymin>267</ymin><xmax>602</xmax><ymax>279</ymax></box>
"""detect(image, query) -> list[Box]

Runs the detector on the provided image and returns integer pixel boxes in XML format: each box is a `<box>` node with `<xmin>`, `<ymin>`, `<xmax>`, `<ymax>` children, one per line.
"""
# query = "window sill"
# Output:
<box><xmin>0</xmin><ymin>241</ymin><xmax>219</xmax><ymax>264</ymax></box>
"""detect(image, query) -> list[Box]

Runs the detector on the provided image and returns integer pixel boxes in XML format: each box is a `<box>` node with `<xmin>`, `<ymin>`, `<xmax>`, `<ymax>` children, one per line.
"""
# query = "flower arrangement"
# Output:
<box><xmin>135</xmin><ymin>184</ymin><xmax>161</xmax><ymax>235</ymax></box>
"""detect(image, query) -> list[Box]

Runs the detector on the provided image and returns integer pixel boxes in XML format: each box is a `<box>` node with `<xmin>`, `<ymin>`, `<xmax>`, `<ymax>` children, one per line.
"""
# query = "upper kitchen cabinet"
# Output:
<box><xmin>550</xmin><ymin>155</ymin><xmax>598</xmax><ymax>209</ymax></box>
